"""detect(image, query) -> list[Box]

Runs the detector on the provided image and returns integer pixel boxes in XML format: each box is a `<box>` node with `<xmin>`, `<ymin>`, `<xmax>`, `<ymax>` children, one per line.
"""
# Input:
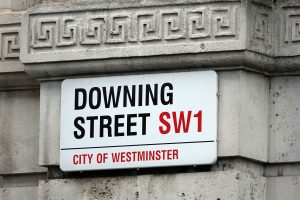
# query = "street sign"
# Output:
<box><xmin>60</xmin><ymin>71</ymin><xmax>218</xmax><ymax>171</ymax></box>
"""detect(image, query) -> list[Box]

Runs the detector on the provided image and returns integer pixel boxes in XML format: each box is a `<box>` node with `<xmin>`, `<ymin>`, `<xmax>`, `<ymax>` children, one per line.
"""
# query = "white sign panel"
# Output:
<box><xmin>60</xmin><ymin>71</ymin><xmax>218</xmax><ymax>171</ymax></box>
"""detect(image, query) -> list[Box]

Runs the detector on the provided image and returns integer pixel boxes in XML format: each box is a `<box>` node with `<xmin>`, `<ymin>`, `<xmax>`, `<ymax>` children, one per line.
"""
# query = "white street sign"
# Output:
<box><xmin>60</xmin><ymin>71</ymin><xmax>218</xmax><ymax>171</ymax></box>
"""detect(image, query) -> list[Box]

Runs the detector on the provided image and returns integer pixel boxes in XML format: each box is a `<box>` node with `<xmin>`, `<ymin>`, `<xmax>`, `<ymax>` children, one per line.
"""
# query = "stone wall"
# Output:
<box><xmin>0</xmin><ymin>0</ymin><xmax>300</xmax><ymax>199</ymax></box>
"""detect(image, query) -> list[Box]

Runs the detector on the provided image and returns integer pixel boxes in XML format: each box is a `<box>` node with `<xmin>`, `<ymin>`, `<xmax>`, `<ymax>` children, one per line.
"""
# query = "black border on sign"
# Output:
<box><xmin>61</xmin><ymin>140</ymin><xmax>215</xmax><ymax>150</ymax></box>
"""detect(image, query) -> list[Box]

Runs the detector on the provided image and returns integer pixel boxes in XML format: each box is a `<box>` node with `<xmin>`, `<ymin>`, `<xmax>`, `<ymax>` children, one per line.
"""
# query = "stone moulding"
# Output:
<box><xmin>21</xmin><ymin>1</ymin><xmax>246</xmax><ymax>63</ymax></box>
<box><xmin>20</xmin><ymin>0</ymin><xmax>300</xmax><ymax>77</ymax></box>
<box><xmin>277</xmin><ymin>6</ymin><xmax>300</xmax><ymax>56</ymax></box>
<box><xmin>0</xmin><ymin>27</ymin><xmax>20</xmax><ymax>61</ymax></box>
<box><xmin>0</xmin><ymin>12</ymin><xmax>38</xmax><ymax>90</ymax></box>
<box><xmin>248</xmin><ymin>1</ymin><xmax>273</xmax><ymax>56</ymax></box>
<box><xmin>0</xmin><ymin>12</ymin><xmax>22</xmax><ymax>70</ymax></box>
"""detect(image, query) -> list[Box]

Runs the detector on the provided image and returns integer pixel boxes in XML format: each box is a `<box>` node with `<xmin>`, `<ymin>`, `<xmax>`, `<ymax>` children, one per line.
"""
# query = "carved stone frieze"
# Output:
<box><xmin>0</xmin><ymin>12</ymin><xmax>24</xmax><ymax>73</ymax></box>
<box><xmin>19</xmin><ymin>0</ymin><xmax>300</xmax><ymax>76</ymax></box>
<box><xmin>0</xmin><ymin>12</ymin><xmax>38</xmax><ymax>90</ymax></box>
<box><xmin>277</xmin><ymin>6</ymin><xmax>300</xmax><ymax>56</ymax></box>
<box><xmin>0</xmin><ymin>25</ymin><xmax>20</xmax><ymax>61</ymax></box>
<box><xmin>249</xmin><ymin>1</ymin><xmax>273</xmax><ymax>55</ymax></box>
<box><xmin>0</xmin><ymin>30</ymin><xmax>20</xmax><ymax>61</ymax></box>
<box><xmin>21</xmin><ymin>1</ymin><xmax>244</xmax><ymax>63</ymax></box>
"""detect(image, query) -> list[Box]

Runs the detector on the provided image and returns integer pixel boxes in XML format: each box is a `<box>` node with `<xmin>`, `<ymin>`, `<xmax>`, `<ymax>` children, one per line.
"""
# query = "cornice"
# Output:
<box><xmin>0</xmin><ymin>12</ymin><xmax>38</xmax><ymax>90</ymax></box>
<box><xmin>19</xmin><ymin>0</ymin><xmax>300</xmax><ymax>78</ymax></box>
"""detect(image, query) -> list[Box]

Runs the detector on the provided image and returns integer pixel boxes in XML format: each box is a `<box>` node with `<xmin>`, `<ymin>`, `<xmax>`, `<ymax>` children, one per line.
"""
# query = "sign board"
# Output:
<box><xmin>60</xmin><ymin>71</ymin><xmax>218</xmax><ymax>171</ymax></box>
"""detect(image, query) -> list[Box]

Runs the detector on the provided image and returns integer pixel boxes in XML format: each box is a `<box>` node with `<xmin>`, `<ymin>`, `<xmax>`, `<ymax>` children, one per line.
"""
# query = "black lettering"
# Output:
<box><xmin>138</xmin><ymin>113</ymin><xmax>150</xmax><ymax>135</ymax></box>
<box><xmin>145</xmin><ymin>84</ymin><xmax>158</xmax><ymax>106</ymax></box>
<box><xmin>74</xmin><ymin>117</ymin><xmax>85</xmax><ymax>139</ymax></box>
<box><xmin>103</xmin><ymin>86</ymin><xmax>121</xmax><ymax>108</ymax></box>
<box><xmin>75</xmin><ymin>88</ymin><xmax>87</xmax><ymax>110</ymax></box>
<box><xmin>86</xmin><ymin>116</ymin><xmax>98</xmax><ymax>138</ymax></box>
<box><xmin>100</xmin><ymin>115</ymin><xmax>112</xmax><ymax>137</ymax></box>
<box><xmin>123</xmin><ymin>85</ymin><xmax>136</xmax><ymax>107</ymax></box>
<box><xmin>89</xmin><ymin>87</ymin><xmax>101</xmax><ymax>109</ymax></box>
<box><xmin>127</xmin><ymin>114</ymin><xmax>137</xmax><ymax>136</ymax></box>
<box><xmin>161</xmin><ymin>83</ymin><xmax>173</xmax><ymax>105</ymax></box>
<box><xmin>138</xmin><ymin>85</ymin><xmax>143</xmax><ymax>106</ymax></box>
<box><xmin>115</xmin><ymin>114</ymin><xmax>125</xmax><ymax>137</ymax></box>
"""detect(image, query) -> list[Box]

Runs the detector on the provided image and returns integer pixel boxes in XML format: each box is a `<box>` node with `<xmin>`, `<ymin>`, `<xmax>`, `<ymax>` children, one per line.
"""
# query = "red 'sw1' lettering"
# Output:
<box><xmin>159</xmin><ymin>110</ymin><xmax>202</xmax><ymax>134</ymax></box>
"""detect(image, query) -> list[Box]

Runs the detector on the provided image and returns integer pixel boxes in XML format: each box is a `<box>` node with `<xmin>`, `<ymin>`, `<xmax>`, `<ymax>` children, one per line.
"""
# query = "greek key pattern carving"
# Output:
<box><xmin>250</xmin><ymin>2</ymin><xmax>272</xmax><ymax>55</ymax></box>
<box><xmin>0</xmin><ymin>27</ymin><xmax>20</xmax><ymax>61</ymax></box>
<box><xmin>277</xmin><ymin>7</ymin><xmax>300</xmax><ymax>56</ymax></box>
<box><xmin>255</xmin><ymin>14</ymin><xmax>270</xmax><ymax>42</ymax></box>
<box><xmin>28</xmin><ymin>3</ymin><xmax>240</xmax><ymax>53</ymax></box>
<box><xmin>284</xmin><ymin>9</ymin><xmax>300</xmax><ymax>44</ymax></box>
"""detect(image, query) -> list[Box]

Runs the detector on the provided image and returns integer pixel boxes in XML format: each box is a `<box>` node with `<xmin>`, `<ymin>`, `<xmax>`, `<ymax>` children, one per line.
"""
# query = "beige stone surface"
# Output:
<box><xmin>0</xmin><ymin>89</ymin><xmax>45</xmax><ymax>174</ymax></box>
<box><xmin>267</xmin><ymin>176</ymin><xmax>300</xmax><ymax>200</ymax></box>
<box><xmin>38</xmin><ymin>170</ymin><xmax>266</xmax><ymax>200</ymax></box>
<box><xmin>270</xmin><ymin>76</ymin><xmax>300</xmax><ymax>163</ymax></box>
<box><xmin>218</xmin><ymin>71</ymin><xmax>269</xmax><ymax>162</ymax></box>
<box><xmin>0</xmin><ymin>72</ymin><xmax>38</xmax><ymax>91</ymax></box>
<box><xmin>0</xmin><ymin>0</ymin><xmax>41</xmax><ymax>11</ymax></box>
<box><xmin>0</xmin><ymin>12</ymin><xmax>39</xmax><ymax>90</ymax></box>
<box><xmin>265</xmin><ymin>163</ymin><xmax>300</xmax><ymax>177</ymax></box>
<box><xmin>39</xmin><ymin>81</ymin><xmax>61</xmax><ymax>166</ymax></box>
<box><xmin>1</xmin><ymin>173</ymin><xmax>46</xmax><ymax>188</ymax></box>
<box><xmin>0</xmin><ymin>12</ymin><xmax>21</xmax><ymax>71</ymax></box>
<box><xmin>0</xmin><ymin>186</ymin><xmax>38</xmax><ymax>200</ymax></box>
<box><xmin>239</xmin><ymin>71</ymin><xmax>269</xmax><ymax>161</ymax></box>
<box><xmin>21</xmin><ymin>0</ymin><xmax>247</xmax><ymax>63</ymax></box>
<box><xmin>20</xmin><ymin>0</ymin><xmax>300</xmax><ymax>76</ymax></box>
<box><xmin>218</xmin><ymin>71</ymin><xmax>240</xmax><ymax>157</ymax></box>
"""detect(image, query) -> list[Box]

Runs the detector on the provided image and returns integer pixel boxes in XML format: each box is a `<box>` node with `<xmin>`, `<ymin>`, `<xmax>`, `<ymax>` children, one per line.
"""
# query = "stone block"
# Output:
<box><xmin>0</xmin><ymin>0</ymin><xmax>41</xmax><ymax>11</ymax></box>
<box><xmin>0</xmin><ymin>2</ymin><xmax>10</xmax><ymax>11</ymax></box>
<box><xmin>275</xmin><ymin>0</ymin><xmax>300</xmax><ymax>57</ymax></box>
<box><xmin>38</xmin><ymin>171</ymin><xmax>266</xmax><ymax>200</ymax></box>
<box><xmin>39</xmin><ymin>81</ymin><xmax>61</xmax><ymax>166</ymax></box>
<box><xmin>218</xmin><ymin>71</ymin><xmax>240</xmax><ymax>156</ymax></box>
<box><xmin>212</xmin><ymin>158</ymin><xmax>264</xmax><ymax>177</ymax></box>
<box><xmin>270</xmin><ymin>76</ymin><xmax>300</xmax><ymax>162</ymax></box>
<box><xmin>218</xmin><ymin>70</ymin><xmax>269</xmax><ymax>162</ymax></box>
<box><xmin>0</xmin><ymin>12</ymin><xmax>21</xmax><ymax>71</ymax></box>
<box><xmin>20</xmin><ymin>0</ymin><xmax>300</xmax><ymax>76</ymax></box>
<box><xmin>265</xmin><ymin>163</ymin><xmax>300</xmax><ymax>177</ymax></box>
<box><xmin>0</xmin><ymin>12</ymin><xmax>39</xmax><ymax>90</ymax></box>
<box><xmin>0</xmin><ymin>186</ymin><xmax>38</xmax><ymax>200</ymax></box>
<box><xmin>267</xmin><ymin>176</ymin><xmax>300</xmax><ymax>200</ymax></box>
<box><xmin>20</xmin><ymin>0</ymin><xmax>247</xmax><ymax>64</ymax></box>
<box><xmin>0</xmin><ymin>89</ymin><xmax>45</xmax><ymax>174</ymax></box>
<box><xmin>0</xmin><ymin>72</ymin><xmax>38</xmax><ymax>91</ymax></box>
<box><xmin>239</xmin><ymin>71</ymin><xmax>269</xmax><ymax>161</ymax></box>
<box><xmin>2</xmin><ymin>173</ymin><xmax>46</xmax><ymax>188</ymax></box>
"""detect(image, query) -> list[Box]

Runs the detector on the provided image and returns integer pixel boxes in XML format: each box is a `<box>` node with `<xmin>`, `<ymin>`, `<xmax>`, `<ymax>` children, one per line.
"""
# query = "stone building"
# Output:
<box><xmin>0</xmin><ymin>0</ymin><xmax>300</xmax><ymax>199</ymax></box>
